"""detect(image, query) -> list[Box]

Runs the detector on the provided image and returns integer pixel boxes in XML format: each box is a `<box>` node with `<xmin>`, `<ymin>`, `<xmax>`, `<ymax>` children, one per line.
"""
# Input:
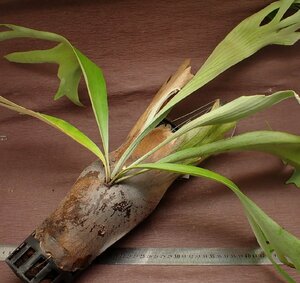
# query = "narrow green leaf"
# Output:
<box><xmin>157</xmin><ymin>0</ymin><xmax>300</xmax><ymax>118</ymax></box>
<box><xmin>73</xmin><ymin>49</ymin><xmax>109</xmax><ymax>163</ymax></box>
<box><xmin>0</xmin><ymin>24</ymin><xmax>110</xmax><ymax>171</ymax></box>
<box><xmin>175</xmin><ymin>100</ymin><xmax>236</xmax><ymax>151</ymax></box>
<box><xmin>130</xmin><ymin>162</ymin><xmax>300</xmax><ymax>282</ymax></box>
<box><xmin>111</xmin><ymin>116</ymin><xmax>164</xmax><ymax>177</ymax></box>
<box><xmin>0</xmin><ymin>96</ymin><xmax>106</xmax><ymax>165</ymax></box>
<box><xmin>246</xmin><ymin>213</ymin><xmax>295</xmax><ymax>283</ymax></box>
<box><xmin>160</xmin><ymin>131</ymin><xmax>300</xmax><ymax>188</ymax></box>
<box><xmin>162</xmin><ymin>130</ymin><xmax>300</xmax><ymax>164</ymax></box>
<box><xmin>166</xmin><ymin>91</ymin><xmax>299</xmax><ymax>147</ymax></box>
<box><xmin>5</xmin><ymin>44</ymin><xmax>82</xmax><ymax>105</ymax></box>
<box><xmin>286</xmin><ymin>169</ymin><xmax>300</xmax><ymax>187</ymax></box>
<box><xmin>128</xmin><ymin>91</ymin><xmax>299</xmax><ymax>168</ymax></box>
<box><xmin>0</xmin><ymin>24</ymin><xmax>63</xmax><ymax>42</ymax></box>
<box><xmin>176</xmin><ymin>122</ymin><xmax>236</xmax><ymax>151</ymax></box>
<box><xmin>112</xmin><ymin>0</ymin><xmax>300</xmax><ymax>176</ymax></box>
<box><xmin>239</xmin><ymin>191</ymin><xmax>300</xmax><ymax>274</ymax></box>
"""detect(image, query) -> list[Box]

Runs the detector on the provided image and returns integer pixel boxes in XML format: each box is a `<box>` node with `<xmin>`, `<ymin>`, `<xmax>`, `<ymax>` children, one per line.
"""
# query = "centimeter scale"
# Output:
<box><xmin>0</xmin><ymin>245</ymin><xmax>281</xmax><ymax>266</ymax></box>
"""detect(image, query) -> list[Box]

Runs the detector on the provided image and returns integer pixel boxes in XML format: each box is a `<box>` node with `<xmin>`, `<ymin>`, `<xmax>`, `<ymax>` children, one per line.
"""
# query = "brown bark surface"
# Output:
<box><xmin>0</xmin><ymin>0</ymin><xmax>300</xmax><ymax>282</ymax></box>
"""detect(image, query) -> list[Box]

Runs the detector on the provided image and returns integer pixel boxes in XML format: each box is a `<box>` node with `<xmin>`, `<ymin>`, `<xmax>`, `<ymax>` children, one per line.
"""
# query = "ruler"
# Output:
<box><xmin>0</xmin><ymin>245</ymin><xmax>281</xmax><ymax>266</ymax></box>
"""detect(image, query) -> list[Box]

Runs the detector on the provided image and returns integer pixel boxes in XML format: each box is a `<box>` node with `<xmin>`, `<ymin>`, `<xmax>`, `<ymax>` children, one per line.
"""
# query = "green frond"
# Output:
<box><xmin>0</xmin><ymin>24</ymin><xmax>110</xmax><ymax>177</ymax></box>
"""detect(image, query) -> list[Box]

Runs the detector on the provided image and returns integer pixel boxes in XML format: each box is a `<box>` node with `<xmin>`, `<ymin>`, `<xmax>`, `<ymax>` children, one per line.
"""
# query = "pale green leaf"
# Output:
<box><xmin>175</xmin><ymin>100</ymin><xmax>236</xmax><ymax>151</ymax></box>
<box><xmin>162</xmin><ymin>130</ymin><xmax>300</xmax><ymax>164</ymax></box>
<box><xmin>286</xmin><ymin>169</ymin><xmax>300</xmax><ymax>187</ymax></box>
<box><xmin>0</xmin><ymin>96</ymin><xmax>106</xmax><ymax>166</ymax></box>
<box><xmin>128</xmin><ymin>91</ymin><xmax>299</xmax><ymax>168</ymax></box>
<box><xmin>157</xmin><ymin>0</ymin><xmax>300</xmax><ymax>118</ymax></box>
<box><xmin>130</xmin><ymin>162</ymin><xmax>300</xmax><ymax>282</ymax></box>
<box><xmin>112</xmin><ymin>0</ymin><xmax>300</xmax><ymax>177</ymax></box>
<box><xmin>160</xmin><ymin>131</ymin><xmax>300</xmax><ymax>188</ymax></box>
<box><xmin>4</xmin><ymin>43</ymin><xmax>82</xmax><ymax>106</ymax></box>
<box><xmin>0</xmin><ymin>24</ymin><xmax>63</xmax><ymax>42</ymax></box>
<box><xmin>0</xmin><ymin>24</ymin><xmax>110</xmax><ymax>171</ymax></box>
<box><xmin>246</xmin><ymin>212</ymin><xmax>295</xmax><ymax>283</ymax></box>
<box><xmin>176</xmin><ymin>122</ymin><xmax>236</xmax><ymax>152</ymax></box>
<box><xmin>74</xmin><ymin>48</ymin><xmax>109</xmax><ymax>163</ymax></box>
<box><xmin>0</xmin><ymin>25</ymin><xmax>75</xmax><ymax>103</ymax></box>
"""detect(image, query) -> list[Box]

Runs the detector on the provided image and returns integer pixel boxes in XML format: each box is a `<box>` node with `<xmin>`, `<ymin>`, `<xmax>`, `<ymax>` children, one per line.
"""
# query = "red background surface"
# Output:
<box><xmin>0</xmin><ymin>0</ymin><xmax>300</xmax><ymax>282</ymax></box>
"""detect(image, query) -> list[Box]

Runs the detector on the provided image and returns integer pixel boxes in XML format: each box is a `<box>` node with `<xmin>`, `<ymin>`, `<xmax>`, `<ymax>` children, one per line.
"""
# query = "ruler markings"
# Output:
<box><xmin>0</xmin><ymin>245</ymin><xmax>281</xmax><ymax>266</ymax></box>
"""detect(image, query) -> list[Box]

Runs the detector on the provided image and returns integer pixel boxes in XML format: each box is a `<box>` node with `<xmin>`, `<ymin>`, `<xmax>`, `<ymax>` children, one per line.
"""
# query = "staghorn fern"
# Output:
<box><xmin>0</xmin><ymin>0</ymin><xmax>300</xmax><ymax>282</ymax></box>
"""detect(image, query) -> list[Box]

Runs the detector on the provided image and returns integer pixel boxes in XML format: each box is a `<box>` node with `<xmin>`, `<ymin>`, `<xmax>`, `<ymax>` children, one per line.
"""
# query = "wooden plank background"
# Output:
<box><xmin>0</xmin><ymin>0</ymin><xmax>299</xmax><ymax>282</ymax></box>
